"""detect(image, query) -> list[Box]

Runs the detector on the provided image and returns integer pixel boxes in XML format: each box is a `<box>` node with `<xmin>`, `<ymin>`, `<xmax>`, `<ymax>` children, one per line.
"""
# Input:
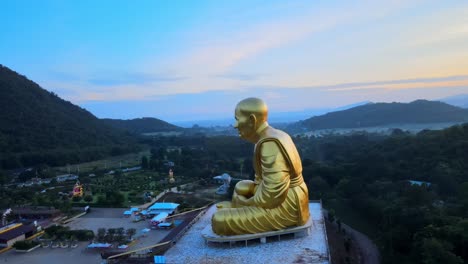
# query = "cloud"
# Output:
<box><xmin>36</xmin><ymin>1</ymin><xmax>468</xmax><ymax>111</ymax></box>
<box><xmin>180</xmin><ymin>13</ymin><xmax>348</xmax><ymax>75</ymax></box>
<box><xmin>404</xmin><ymin>8</ymin><xmax>468</xmax><ymax>48</ymax></box>
<box><xmin>323</xmin><ymin>75</ymin><xmax>468</xmax><ymax>92</ymax></box>
<box><xmin>88</xmin><ymin>72</ymin><xmax>188</xmax><ymax>86</ymax></box>
<box><xmin>173</xmin><ymin>1</ymin><xmax>424</xmax><ymax>76</ymax></box>
<box><xmin>79</xmin><ymin>81</ymin><xmax>468</xmax><ymax>122</ymax></box>
<box><xmin>215</xmin><ymin>73</ymin><xmax>264</xmax><ymax>81</ymax></box>
<box><xmin>49</xmin><ymin>70</ymin><xmax>187</xmax><ymax>86</ymax></box>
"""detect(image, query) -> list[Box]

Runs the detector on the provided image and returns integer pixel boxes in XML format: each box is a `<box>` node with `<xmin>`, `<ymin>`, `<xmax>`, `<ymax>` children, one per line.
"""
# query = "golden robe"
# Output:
<box><xmin>212</xmin><ymin>125</ymin><xmax>310</xmax><ymax>235</ymax></box>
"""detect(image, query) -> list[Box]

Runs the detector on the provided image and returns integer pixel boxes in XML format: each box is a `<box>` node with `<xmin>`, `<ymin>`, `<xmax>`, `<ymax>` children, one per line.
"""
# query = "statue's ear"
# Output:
<box><xmin>249</xmin><ymin>114</ymin><xmax>257</xmax><ymax>127</ymax></box>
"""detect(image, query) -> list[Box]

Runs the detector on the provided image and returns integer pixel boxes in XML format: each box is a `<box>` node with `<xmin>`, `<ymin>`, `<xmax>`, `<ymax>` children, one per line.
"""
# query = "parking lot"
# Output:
<box><xmin>69</xmin><ymin>208</ymin><xmax>171</xmax><ymax>247</ymax></box>
<box><xmin>1</xmin><ymin>208</ymin><xmax>172</xmax><ymax>264</ymax></box>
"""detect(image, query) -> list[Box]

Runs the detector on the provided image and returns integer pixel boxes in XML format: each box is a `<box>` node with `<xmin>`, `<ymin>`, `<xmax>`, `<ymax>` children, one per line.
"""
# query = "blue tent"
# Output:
<box><xmin>154</xmin><ymin>256</ymin><xmax>166</xmax><ymax>264</ymax></box>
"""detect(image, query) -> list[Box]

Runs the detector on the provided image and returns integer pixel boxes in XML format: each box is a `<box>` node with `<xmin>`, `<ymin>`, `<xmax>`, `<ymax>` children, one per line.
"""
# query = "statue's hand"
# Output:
<box><xmin>233</xmin><ymin>192</ymin><xmax>253</xmax><ymax>207</ymax></box>
<box><xmin>216</xmin><ymin>201</ymin><xmax>232</xmax><ymax>209</ymax></box>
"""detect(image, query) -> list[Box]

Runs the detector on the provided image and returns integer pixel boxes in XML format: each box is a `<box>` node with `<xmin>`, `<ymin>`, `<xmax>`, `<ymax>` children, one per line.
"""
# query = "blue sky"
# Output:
<box><xmin>1</xmin><ymin>0</ymin><xmax>468</xmax><ymax>122</ymax></box>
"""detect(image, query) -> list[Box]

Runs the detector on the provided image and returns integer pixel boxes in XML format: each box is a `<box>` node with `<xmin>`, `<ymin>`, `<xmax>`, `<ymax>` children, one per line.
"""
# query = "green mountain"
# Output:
<box><xmin>288</xmin><ymin>100</ymin><xmax>468</xmax><ymax>132</ymax></box>
<box><xmin>0</xmin><ymin>65</ymin><xmax>138</xmax><ymax>169</ymax></box>
<box><xmin>102</xmin><ymin>117</ymin><xmax>182</xmax><ymax>134</ymax></box>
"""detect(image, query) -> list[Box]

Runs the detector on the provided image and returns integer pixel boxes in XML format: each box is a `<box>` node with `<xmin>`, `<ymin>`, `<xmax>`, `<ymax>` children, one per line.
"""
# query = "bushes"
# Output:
<box><xmin>68</xmin><ymin>230</ymin><xmax>95</xmax><ymax>241</ymax></box>
<box><xmin>83</xmin><ymin>195</ymin><xmax>93</xmax><ymax>202</ymax></box>
<box><xmin>45</xmin><ymin>225</ymin><xmax>94</xmax><ymax>241</ymax></box>
<box><xmin>13</xmin><ymin>240</ymin><xmax>39</xmax><ymax>250</ymax></box>
<box><xmin>95</xmin><ymin>227</ymin><xmax>132</xmax><ymax>244</ymax></box>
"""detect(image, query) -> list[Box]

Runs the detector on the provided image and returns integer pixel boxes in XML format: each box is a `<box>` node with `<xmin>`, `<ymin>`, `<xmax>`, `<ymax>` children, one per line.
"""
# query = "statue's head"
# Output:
<box><xmin>234</xmin><ymin>98</ymin><xmax>268</xmax><ymax>143</ymax></box>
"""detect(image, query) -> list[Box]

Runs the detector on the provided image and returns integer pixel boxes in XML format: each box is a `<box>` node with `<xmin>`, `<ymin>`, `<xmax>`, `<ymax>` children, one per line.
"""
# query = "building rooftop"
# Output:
<box><xmin>148</xmin><ymin>203</ymin><xmax>179</xmax><ymax>210</ymax></box>
<box><xmin>409</xmin><ymin>180</ymin><xmax>432</xmax><ymax>186</ymax></box>
<box><xmin>0</xmin><ymin>224</ymin><xmax>34</xmax><ymax>241</ymax></box>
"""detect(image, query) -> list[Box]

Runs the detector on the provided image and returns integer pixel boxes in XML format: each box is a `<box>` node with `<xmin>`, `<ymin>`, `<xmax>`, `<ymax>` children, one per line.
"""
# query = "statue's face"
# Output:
<box><xmin>234</xmin><ymin>107</ymin><xmax>255</xmax><ymax>141</ymax></box>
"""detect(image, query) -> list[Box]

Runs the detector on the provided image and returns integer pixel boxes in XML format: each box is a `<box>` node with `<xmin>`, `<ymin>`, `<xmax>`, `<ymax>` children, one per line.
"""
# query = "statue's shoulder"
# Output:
<box><xmin>260</xmin><ymin>126</ymin><xmax>291</xmax><ymax>140</ymax></box>
<box><xmin>259</xmin><ymin>126</ymin><xmax>293</xmax><ymax>145</ymax></box>
<box><xmin>256</xmin><ymin>126</ymin><xmax>302</xmax><ymax>174</ymax></box>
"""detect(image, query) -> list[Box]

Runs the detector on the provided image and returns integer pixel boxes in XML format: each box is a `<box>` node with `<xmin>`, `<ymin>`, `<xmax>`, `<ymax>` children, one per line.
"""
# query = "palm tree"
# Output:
<box><xmin>107</xmin><ymin>228</ymin><xmax>117</xmax><ymax>242</ymax></box>
<box><xmin>126</xmin><ymin>228</ymin><xmax>136</xmax><ymax>240</ymax></box>
<box><xmin>115</xmin><ymin>227</ymin><xmax>125</xmax><ymax>243</ymax></box>
<box><xmin>97</xmin><ymin>228</ymin><xmax>106</xmax><ymax>242</ymax></box>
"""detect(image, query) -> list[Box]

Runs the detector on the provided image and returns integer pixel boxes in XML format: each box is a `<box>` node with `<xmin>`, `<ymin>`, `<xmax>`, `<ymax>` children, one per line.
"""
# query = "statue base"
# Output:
<box><xmin>165</xmin><ymin>201</ymin><xmax>330</xmax><ymax>264</ymax></box>
<box><xmin>201</xmin><ymin>214</ymin><xmax>313</xmax><ymax>245</ymax></box>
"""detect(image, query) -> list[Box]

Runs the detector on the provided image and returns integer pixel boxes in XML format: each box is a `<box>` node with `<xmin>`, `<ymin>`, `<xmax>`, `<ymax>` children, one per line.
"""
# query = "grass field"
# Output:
<box><xmin>54</xmin><ymin>150</ymin><xmax>150</xmax><ymax>174</ymax></box>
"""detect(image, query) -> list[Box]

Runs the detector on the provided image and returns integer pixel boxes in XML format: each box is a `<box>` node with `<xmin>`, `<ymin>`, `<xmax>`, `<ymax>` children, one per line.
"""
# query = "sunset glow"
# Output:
<box><xmin>1</xmin><ymin>0</ymin><xmax>467</xmax><ymax>122</ymax></box>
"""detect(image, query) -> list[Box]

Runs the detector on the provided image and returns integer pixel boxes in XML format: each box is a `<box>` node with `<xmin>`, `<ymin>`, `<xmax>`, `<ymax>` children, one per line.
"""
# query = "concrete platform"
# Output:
<box><xmin>165</xmin><ymin>201</ymin><xmax>330</xmax><ymax>264</ymax></box>
<box><xmin>201</xmin><ymin>212</ymin><xmax>313</xmax><ymax>245</ymax></box>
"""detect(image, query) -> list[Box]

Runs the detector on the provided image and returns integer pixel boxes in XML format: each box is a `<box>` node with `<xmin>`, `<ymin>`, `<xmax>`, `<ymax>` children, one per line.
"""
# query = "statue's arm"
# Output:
<box><xmin>248</xmin><ymin>141</ymin><xmax>290</xmax><ymax>208</ymax></box>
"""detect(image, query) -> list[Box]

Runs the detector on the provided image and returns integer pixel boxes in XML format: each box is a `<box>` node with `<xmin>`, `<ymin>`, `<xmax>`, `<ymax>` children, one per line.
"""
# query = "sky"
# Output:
<box><xmin>1</xmin><ymin>0</ymin><xmax>468</xmax><ymax>123</ymax></box>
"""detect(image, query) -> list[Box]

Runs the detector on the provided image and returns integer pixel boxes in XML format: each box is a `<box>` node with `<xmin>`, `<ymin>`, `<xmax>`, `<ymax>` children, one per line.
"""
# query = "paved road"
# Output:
<box><xmin>341</xmin><ymin>222</ymin><xmax>380</xmax><ymax>264</ymax></box>
<box><xmin>324</xmin><ymin>209</ymin><xmax>380</xmax><ymax>264</ymax></box>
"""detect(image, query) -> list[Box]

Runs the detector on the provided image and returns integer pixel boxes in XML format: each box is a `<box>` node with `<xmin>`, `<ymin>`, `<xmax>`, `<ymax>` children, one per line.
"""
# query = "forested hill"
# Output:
<box><xmin>296</xmin><ymin>123</ymin><xmax>468</xmax><ymax>263</ymax></box>
<box><xmin>102</xmin><ymin>117</ymin><xmax>182</xmax><ymax>134</ymax></box>
<box><xmin>288</xmin><ymin>100</ymin><xmax>468</xmax><ymax>132</ymax></box>
<box><xmin>0</xmin><ymin>65</ymin><xmax>138</xmax><ymax>169</ymax></box>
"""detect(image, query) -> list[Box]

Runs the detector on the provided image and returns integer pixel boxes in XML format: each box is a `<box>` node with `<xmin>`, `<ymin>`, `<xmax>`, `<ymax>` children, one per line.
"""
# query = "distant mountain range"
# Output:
<box><xmin>173</xmin><ymin>101</ymin><xmax>371</xmax><ymax>127</ymax></box>
<box><xmin>439</xmin><ymin>94</ymin><xmax>468</xmax><ymax>109</ymax></box>
<box><xmin>2</xmin><ymin>63</ymin><xmax>468</xmax><ymax>167</ymax></box>
<box><xmin>287</xmin><ymin>100</ymin><xmax>468</xmax><ymax>133</ymax></box>
<box><xmin>102</xmin><ymin>117</ymin><xmax>182</xmax><ymax>134</ymax></box>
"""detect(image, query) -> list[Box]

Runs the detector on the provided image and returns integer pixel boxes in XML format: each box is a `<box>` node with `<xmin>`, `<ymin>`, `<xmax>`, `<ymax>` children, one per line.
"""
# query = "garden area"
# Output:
<box><xmin>70</xmin><ymin>171</ymin><xmax>169</xmax><ymax>208</ymax></box>
<box><xmin>94</xmin><ymin>227</ymin><xmax>136</xmax><ymax>245</ymax></box>
<box><xmin>157</xmin><ymin>185</ymin><xmax>221</xmax><ymax>211</ymax></box>
<box><xmin>12</xmin><ymin>240</ymin><xmax>40</xmax><ymax>251</ymax></box>
<box><xmin>37</xmin><ymin>225</ymin><xmax>94</xmax><ymax>248</ymax></box>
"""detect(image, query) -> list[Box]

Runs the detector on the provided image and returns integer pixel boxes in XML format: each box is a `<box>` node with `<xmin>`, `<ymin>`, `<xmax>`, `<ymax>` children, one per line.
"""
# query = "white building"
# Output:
<box><xmin>56</xmin><ymin>174</ymin><xmax>79</xmax><ymax>182</ymax></box>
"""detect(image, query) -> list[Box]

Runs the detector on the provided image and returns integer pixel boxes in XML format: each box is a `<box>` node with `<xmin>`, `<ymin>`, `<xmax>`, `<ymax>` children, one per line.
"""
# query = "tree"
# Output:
<box><xmin>420</xmin><ymin>238</ymin><xmax>463</xmax><ymax>264</ymax></box>
<box><xmin>59</xmin><ymin>201</ymin><xmax>72</xmax><ymax>213</ymax></box>
<box><xmin>327</xmin><ymin>209</ymin><xmax>336</xmax><ymax>223</ymax></box>
<box><xmin>18</xmin><ymin>169</ymin><xmax>34</xmax><ymax>182</ymax></box>
<box><xmin>126</xmin><ymin>228</ymin><xmax>136</xmax><ymax>240</ymax></box>
<box><xmin>84</xmin><ymin>195</ymin><xmax>93</xmax><ymax>202</ymax></box>
<box><xmin>97</xmin><ymin>228</ymin><xmax>106</xmax><ymax>242</ymax></box>
<box><xmin>0</xmin><ymin>170</ymin><xmax>6</xmax><ymax>185</ymax></box>
<box><xmin>308</xmin><ymin>176</ymin><xmax>330</xmax><ymax>199</ymax></box>
<box><xmin>107</xmin><ymin>228</ymin><xmax>116</xmax><ymax>242</ymax></box>
<box><xmin>104</xmin><ymin>191</ymin><xmax>124</xmax><ymax>207</ymax></box>
<box><xmin>141</xmin><ymin>156</ymin><xmax>149</xmax><ymax>169</ymax></box>
<box><xmin>115</xmin><ymin>227</ymin><xmax>125</xmax><ymax>243</ymax></box>
<box><xmin>344</xmin><ymin>237</ymin><xmax>352</xmax><ymax>253</ymax></box>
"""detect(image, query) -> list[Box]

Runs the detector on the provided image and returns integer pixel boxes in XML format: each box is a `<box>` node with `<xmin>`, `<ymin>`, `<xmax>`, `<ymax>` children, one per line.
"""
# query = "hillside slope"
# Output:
<box><xmin>102</xmin><ymin>117</ymin><xmax>182</xmax><ymax>134</ymax></box>
<box><xmin>288</xmin><ymin>100</ymin><xmax>468</xmax><ymax>132</ymax></box>
<box><xmin>0</xmin><ymin>65</ymin><xmax>138</xmax><ymax>169</ymax></box>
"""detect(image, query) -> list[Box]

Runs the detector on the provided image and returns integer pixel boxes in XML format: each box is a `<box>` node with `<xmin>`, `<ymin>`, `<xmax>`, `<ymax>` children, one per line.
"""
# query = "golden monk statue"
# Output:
<box><xmin>212</xmin><ymin>98</ymin><xmax>310</xmax><ymax>236</ymax></box>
